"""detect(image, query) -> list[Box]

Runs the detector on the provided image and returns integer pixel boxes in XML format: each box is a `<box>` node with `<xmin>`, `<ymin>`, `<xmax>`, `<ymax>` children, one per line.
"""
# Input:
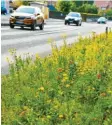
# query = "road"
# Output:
<box><xmin>1</xmin><ymin>19</ymin><xmax>112</xmax><ymax>75</ymax></box>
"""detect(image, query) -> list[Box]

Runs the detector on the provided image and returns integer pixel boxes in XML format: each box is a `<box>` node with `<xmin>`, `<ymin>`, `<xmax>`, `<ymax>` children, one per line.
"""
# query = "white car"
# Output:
<box><xmin>97</xmin><ymin>17</ymin><xmax>107</xmax><ymax>24</ymax></box>
<box><xmin>65</xmin><ymin>12</ymin><xmax>82</xmax><ymax>26</ymax></box>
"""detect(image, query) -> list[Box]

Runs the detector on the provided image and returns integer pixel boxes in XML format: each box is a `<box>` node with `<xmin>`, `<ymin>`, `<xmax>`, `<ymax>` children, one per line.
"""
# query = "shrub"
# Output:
<box><xmin>81</xmin><ymin>13</ymin><xmax>100</xmax><ymax>21</ymax></box>
<box><xmin>106</xmin><ymin>9</ymin><xmax>112</xmax><ymax>17</ymax></box>
<box><xmin>56</xmin><ymin>1</ymin><xmax>72</xmax><ymax>13</ymax></box>
<box><xmin>77</xmin><ymin>4</ymin><xmax>98</xmax><ymax>14</ymax></box>
<box><xmin>2</xmin><ymin>32</ymin><xmax>112</xmax><ymax>124</ymax></box>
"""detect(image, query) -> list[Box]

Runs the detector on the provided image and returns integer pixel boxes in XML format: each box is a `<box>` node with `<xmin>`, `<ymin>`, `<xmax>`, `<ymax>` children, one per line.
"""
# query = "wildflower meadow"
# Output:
<box><xmin>2</xmin><ymin>32</ymin><xmax>112</xmax><ymax>125</ymax></box>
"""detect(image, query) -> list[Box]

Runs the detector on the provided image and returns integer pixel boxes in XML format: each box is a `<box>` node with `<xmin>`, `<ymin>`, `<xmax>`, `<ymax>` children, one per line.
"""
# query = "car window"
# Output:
<box><xmin>16</xmin><ymin>7</ymin><xmax>35</xmax><ymax>14</ymax></box>
<box><xmin>68</xmin><ymin>13</ymin><xmax>80</xmax><ymax>17</ymax></box>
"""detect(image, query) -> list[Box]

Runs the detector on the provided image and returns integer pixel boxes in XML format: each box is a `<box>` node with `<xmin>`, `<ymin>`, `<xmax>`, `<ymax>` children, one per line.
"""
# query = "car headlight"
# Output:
<box><xmin>75</xmin><ymin>18</ymin><xmax>79</xmax><ymax>21</ymax></box>
<box><xmin>65</xmin><ymin>17</ymin><xmax>68</xmax><ymax>20</ymax></box>
<box><xmin>31</xmin><ymin>16</ymin><xmax>35</xmax><ymax>19</ymax></box>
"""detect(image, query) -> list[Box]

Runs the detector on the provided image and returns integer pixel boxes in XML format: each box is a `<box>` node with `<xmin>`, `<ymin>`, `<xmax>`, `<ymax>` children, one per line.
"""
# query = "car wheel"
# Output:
<box><xmin>68</xmin><ymin>22</ymin><xmax>70</xmax><ymax>25</ymax></box>
<box><xmin>21</xmin><ymin>26</ymin><xmax>24</xmax><ymax>29</ymax></box>
<box><xmin>39</xmin><ymin>22</ymin><xmax>44</xmax><ymax>30</ymax></box>
<box><xmin>10</xmin><ymin>24</ymin><xmax>14</xmax><ymax>28</ymax></box>
<box><xmin>79</xmin><ymin>21</ymin><xmax>82</xmax><ymax>26</ymax></box>
<box><xmin>31</xmin><ymin>21</ymin><xmax>36</xmax><ymax>30</ymax></box>
<box><xmin>76</xmin><ymin>21</ymin><xmax>79</xmax><ymax>26</ymax></box>
<box><xmin>65</xmin><ymin>21</ymin><xmax>67</xmax><ymax>25</ymax></box>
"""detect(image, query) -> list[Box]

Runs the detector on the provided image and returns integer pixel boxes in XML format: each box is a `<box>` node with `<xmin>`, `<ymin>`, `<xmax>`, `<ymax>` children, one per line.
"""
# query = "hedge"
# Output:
<box><xmin>49</xmin><ymin>11</ymin><xmax>101</xmax><ymax>21</ymax></box>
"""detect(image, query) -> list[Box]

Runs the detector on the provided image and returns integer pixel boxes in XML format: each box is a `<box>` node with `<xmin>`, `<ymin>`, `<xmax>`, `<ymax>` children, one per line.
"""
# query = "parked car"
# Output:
<box><xmin>9</xmin><ymin>6</ymin><xmax>44</xmax><ymax>30</ymax></box>
<box><xmin>97</xmin><ymin>17</ymin><xmax>107</xmax><ymax>24</ymax></box>
<box><xmin>65</xmin><ymin>12</ymin><xmax>82</xmax><ymax>26</ymax></box>
<box><xmin>1</xmin><ymin>7</ymin><xmax>7</xmax><ymax>15</ymax></box>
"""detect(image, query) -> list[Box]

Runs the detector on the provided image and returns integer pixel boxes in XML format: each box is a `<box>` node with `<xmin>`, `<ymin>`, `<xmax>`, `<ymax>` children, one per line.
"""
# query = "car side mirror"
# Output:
<box><xmin>34</xmin><ymin>13</ymin><xmax>40</xmax><ymax>16</ymax></box>
<box><xmin>37</xmin><ymin>13</ymin><xmax>40</xmax><ymax>16</ymax></box>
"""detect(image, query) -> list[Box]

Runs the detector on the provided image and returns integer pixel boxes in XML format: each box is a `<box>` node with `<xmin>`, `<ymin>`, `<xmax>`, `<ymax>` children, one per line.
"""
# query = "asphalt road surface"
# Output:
<box><xmin>1</xmin><ymin>19</ymin><xmax>112</xmax><ymax>75</ymax></box>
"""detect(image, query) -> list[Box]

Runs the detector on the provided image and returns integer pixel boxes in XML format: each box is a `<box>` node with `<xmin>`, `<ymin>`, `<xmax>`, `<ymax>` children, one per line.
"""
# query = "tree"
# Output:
<box><xmin>75</xmin><ymin>0</ymin><xmax>94</xmax><ymax>7</ymax></box>
<box><xmin>85</xmin><ymin>4</ymin><xmax>98</xmax><ymax>14</ymax></box>
<box><xmin>106</xmin><ymin>9</ymin><xmax>112</xmax><ymax>16</ymax></box>
<box><xmin>22</xmin><ymin>1</ymin><xmax>30</xmax><ymax>5</ymax></box>
<box><xmin>70</xmin><ymin>1</ymin><xmax>77</xmax><ymax>12</ymax></box>
<box><xmin>56</xmin><ymin>0</ymin><xmax>71</xmax><ymax>13</ymax></box>
<box><xmin>77</xmin><ymin>4</ymin><xmax>98</xmax><ymax>14</ymax></box>
<box><xmin>75</xmin><ymin>0</ymin><xmax>83</xmax><ymax>7</ymax></box>
<box><xmin>77</xmin><ymin>4</ymin><xmax>86</xmax><ymax>13</ymax></box>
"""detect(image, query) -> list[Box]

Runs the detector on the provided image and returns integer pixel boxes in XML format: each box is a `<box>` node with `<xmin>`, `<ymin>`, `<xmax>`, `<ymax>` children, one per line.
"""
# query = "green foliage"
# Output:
<box><xmin>22</xmin><ymin>1</ymin><xmax>30</xmax><ymax>6</ymax></box>
<box><xmin>56</xmin><ymin>1</ymin><xmax>98</xmax><ymax>14</ymax></box>
<box><xmin>75</xmin><ymin>0</ymin><xmax>94</xmax><ymax>7</ymax></box>
<box><xmin>78</xmin><ymin>4</ymin><xmax>98</xmax><ymax>14</ymax></box>
<box><xmin>70</xmin><ymin>1</ymin><xmax>77</xmax><ymax>12</ymax></box>
<box><xmin>85</xmin><ymin>4</ymin><xmax>98</xmax><ymax>14</ymax></box>
<box><xmin>2</xmin><ymin>33</ymin><xmax>112</xmax><ymax>124</ymax></box>
<box><xmin>81</xmin><ymin>13</ymin><xmax>100</xmax><ymax>21</ymax></box>
<box><xmin>56</xmin><ymin>0</ymin><xmax>72</xmax><ymax>13</ymax></box>
<box><xmin>106</xmin><ymin>9</ymin><xmax>112</xmax><ymax>16</ymax></box>
<box><xmin>21</xmin><ymin>0</ymin><xmax>46</xmax><ymax>5</ymax></box>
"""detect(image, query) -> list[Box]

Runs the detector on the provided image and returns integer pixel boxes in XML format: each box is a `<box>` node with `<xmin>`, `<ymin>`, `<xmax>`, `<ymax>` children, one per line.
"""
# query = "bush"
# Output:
<box><xmin>78</xmin><ymin>4</ymin><xmax>98</xmax><ymax>14</ymax></box>
<box><xmin>81</xmin><ymin>13</ymin><xmax>100</xmax><ymax>21</ymax></box>
<box><xmin>2</xmin><ymin>32</ymin><xmax>112</xmax><ymax>124</ymax></box>
<box><xmin>106</xmin><ymin>9</ymin><xmax>112</xmax><ymax>20</ymax></box>
<box><xmin>56</xmin><ymin>1</ymin><xmax>72</xmax><ymax>13</ymax></box>
<box><xmin>55</xmin><ymin>1</ymin><xmax>98</xmax><ymax>14</ymax></box>
<box><xmin>70</xmin><ymin>1</ymin><xmax>77</xmax><ymax>12</ymax></box>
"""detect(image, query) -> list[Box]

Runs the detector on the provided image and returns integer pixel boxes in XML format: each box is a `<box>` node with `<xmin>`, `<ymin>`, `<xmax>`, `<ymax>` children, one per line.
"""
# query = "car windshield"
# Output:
<box><xmin>16</xmin><ymin>7</ymin><xmax>35</xmax><ymax>14</ymax></box>
<box><xmin>68</xmin><ymin>13</ymin><xmax>79</xmax><ymax>17</ymax></box>
<box><xmin>99</xmin><ymin>17</ymin><xmax>105</xmax><ymax>20</ymax></box>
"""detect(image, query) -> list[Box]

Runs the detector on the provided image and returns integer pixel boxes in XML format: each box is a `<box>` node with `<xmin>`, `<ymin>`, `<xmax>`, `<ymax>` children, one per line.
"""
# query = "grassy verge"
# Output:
<box><xmin>2</xmin><ymin>32</ymin><xmax>112</xmax><ymax>125</ymax></box>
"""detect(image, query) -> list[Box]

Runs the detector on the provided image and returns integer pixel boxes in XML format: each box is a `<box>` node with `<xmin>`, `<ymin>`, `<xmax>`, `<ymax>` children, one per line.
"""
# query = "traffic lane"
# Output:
<box><xmin>1</xmin><ymin>22</ymin><xmax>101</xmax><ymax>40</ymax></box>
<box><xmin>1</xmin><ymin>22</ymin><xmax>107</xmax><ymax>54</ymax></box>
<box><xmin>1</xmin><ymin>26</ymin><xmax>109</xmax><ymax>75</ymax></box>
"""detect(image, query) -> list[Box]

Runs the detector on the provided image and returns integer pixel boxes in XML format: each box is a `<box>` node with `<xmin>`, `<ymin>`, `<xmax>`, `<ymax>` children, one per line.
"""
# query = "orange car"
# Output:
<box><xmin>10</xmin><ymin>6</ymin><xmax>44</xmax><ymax>30</ymax></box>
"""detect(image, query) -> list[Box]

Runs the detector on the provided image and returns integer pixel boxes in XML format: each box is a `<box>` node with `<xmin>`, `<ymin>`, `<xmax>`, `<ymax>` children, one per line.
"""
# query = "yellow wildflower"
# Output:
<box><xmin>23</xmin><ymin>106</ymin><xmax>28</xmax><ymax>110</ymax></box>
<box><xmin>63</xmin><ymin>73</ymin><xmax>68</xmax><ymax>77</ymax></box>
<box><xmin>6</xmin><ymin>57</ymin><xmax>10</xmax><ymax>63</ymax></box>
<box><xmin>61</xmin><ymin>79</ymin><xmax>66</xmax><ymax>83</ymax></box>
<box><xmin>35</xmin><ymin>54</ymin><xmax>40</xmax><ymax>59</ymax></box>
<box><xmin>47</xmin><ymin>115</ymin><xmax>51</xmax><ymax>119</ymax></box>
<box><xmin>59</xmin><ymin>114</ymin><xmax>64</xmax><ymax>118</ymax></box>
<box><xmin>35</xmin><ymin>92</ymin><xmax>38</xmax><ymax>97</ymax></box>
<box><xmin>38</xmin><ymin>87</ymin><xmax>44</xmax><ymax>91</ymax></box>
<box><xmin>41</xmin><ymin>117</ymin><xmax>45</xmax><ymax>122</ymax></box>
<box><xmin>108</xmin><ymin>90</ymin><xmax>112</xmax><ymax>94</ymax></box>
<box><xmin>66</xmin><ymin>84</ymin><xmax>70</xmax><ymax>88</ymax></box>
<box><xmin>62</xmin><ymin>73</ymin><xmax>68</xmax><ymax>82</ymax></box>
<box><xmin>47</xmin><ymin>99</ymin><xmax>51</xmax><ymax>103</ymax></box>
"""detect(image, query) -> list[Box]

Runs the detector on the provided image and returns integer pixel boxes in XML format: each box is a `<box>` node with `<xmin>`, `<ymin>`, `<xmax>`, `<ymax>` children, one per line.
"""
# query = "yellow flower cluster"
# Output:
<box><xmin>61</xmin><ymin>73</ymin><xmax>68</xmax><ymax>82</ymax></box>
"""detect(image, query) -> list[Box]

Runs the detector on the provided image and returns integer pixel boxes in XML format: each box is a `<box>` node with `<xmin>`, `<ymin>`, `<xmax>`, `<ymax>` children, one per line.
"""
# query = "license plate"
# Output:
<box><xmin>16</xmin><ymin>20</ymin><xmax>23</xmax><ymax>24</ymax></box>
<box><xmin>70</xmin><ymin>21</ymin><xmax>73</xmax><ymax>23</ymax></box>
